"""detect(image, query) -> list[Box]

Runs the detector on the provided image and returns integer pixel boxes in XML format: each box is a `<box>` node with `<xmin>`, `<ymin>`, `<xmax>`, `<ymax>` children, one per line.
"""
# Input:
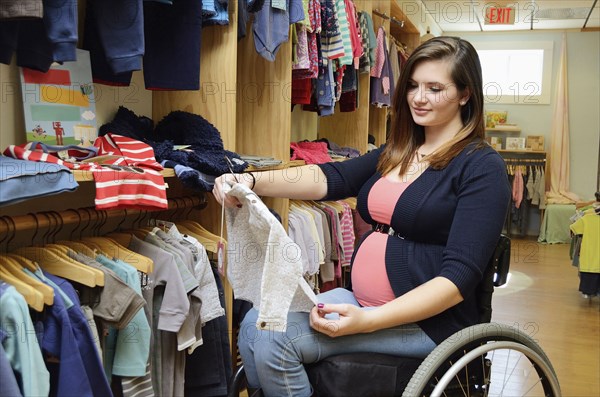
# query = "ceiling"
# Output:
<box><xmin>415</xmin><ymin>0</ymin><xmax>599</xmax><ymax>33</ymax></box>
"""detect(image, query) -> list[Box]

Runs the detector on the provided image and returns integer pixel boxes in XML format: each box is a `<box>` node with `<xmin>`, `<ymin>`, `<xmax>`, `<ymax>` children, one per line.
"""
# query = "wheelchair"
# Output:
<box><xmin>227</xmin><ymin>236</ymin><xmax>561</xmax><ymax>396</ymax></box>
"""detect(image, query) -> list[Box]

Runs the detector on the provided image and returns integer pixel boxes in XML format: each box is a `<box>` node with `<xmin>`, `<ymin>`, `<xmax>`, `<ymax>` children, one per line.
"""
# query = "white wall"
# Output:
<box><xmin>447</xmin><ymin>30</ymin><xmax>600</xmax><ymax>201</ymax></box>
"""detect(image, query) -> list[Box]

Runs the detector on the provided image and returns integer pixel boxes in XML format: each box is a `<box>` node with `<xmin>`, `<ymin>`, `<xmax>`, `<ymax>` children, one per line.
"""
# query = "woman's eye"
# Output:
<box><xmin>429</xmin><ymin>86</ymin><xmax>443</xmax><ymax>92</ymax></box>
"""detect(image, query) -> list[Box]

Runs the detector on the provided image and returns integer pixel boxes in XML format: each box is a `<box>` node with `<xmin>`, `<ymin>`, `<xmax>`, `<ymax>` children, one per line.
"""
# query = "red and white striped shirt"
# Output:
<box><xmin>3</xmin><ymin>134</ymin><xmax>167</xmax><ymax>210</ymax></box>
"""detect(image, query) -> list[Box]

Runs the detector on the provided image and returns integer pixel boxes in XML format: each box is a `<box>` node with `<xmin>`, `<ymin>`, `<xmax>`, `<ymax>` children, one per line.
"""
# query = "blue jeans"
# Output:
<box><xmin>238</xmin><ymin>288</ymin><xmax>437</xmax><ymax>397</ymax></box>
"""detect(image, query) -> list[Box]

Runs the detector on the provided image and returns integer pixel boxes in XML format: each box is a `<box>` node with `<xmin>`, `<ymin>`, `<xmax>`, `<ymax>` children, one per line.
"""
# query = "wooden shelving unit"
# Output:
<box><xmin>150</xmin><ymin>0</ymin><xmax>420</xmax><ymax>234</ymax></box>
<box><xmin>72</xmin><ymin>169</ymin><xmax>176</xmax><ymax>182</ymax></box>
<box><xmin>486</xmin><ymin>126</ymin><xmax>522</xmax><ymax>133</ymax></box>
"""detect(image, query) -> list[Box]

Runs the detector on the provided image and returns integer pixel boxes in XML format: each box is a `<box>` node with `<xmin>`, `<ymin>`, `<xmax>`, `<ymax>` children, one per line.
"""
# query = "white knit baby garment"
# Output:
<box><xmin>224</xmin><ymin>183</ymin><xmax>318</xmax><ymax>332</ymax></box>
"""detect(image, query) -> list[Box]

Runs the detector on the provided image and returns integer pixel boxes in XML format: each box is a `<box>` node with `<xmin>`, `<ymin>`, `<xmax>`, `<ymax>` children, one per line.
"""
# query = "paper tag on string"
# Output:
<box><xmin>272</xmin><ymin>0</ymin><xmax>286</xmax><ymax>11</ymax></box>
<box><xmin>217</xmin><ymin>241</ymin><xmax>225</xmax><ymax>277</ymax></box>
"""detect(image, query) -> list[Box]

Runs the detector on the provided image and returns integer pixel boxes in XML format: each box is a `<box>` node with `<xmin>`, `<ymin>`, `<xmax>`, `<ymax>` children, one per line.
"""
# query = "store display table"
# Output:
<box><xmin>538</xmin><ymin>204</ymin><xmax>576</xmax><ymax>244</ymax></box>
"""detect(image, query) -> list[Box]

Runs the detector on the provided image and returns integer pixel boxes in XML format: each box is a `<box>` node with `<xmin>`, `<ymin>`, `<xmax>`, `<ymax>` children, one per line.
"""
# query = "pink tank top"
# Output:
<box><xmin>352</xmin><ymin>177</ymin><xmax>411</xmax><ymax>307</ymax></box>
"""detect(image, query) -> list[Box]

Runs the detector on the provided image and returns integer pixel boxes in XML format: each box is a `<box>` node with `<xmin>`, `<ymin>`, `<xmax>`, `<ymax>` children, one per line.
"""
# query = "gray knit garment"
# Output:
<box><xmin>224</xmin><ymin>183</ymin><xmax>318</xmax><ymax>332</ymax></box>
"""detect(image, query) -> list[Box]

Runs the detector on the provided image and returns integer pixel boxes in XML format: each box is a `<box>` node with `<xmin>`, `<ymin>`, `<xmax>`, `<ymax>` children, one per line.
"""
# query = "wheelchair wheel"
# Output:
<box><xmin>402</xmin><ymin>323</ymin><xmax>561</xmax><ymax>397</ymax></box>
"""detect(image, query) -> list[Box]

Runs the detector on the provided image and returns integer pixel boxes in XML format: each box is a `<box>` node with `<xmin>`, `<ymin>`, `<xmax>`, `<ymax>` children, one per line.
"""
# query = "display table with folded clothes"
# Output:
<box><xmin>538</xmin><ymin>203</ymin><xmax>576</xmax><ymax>244</ymax></box>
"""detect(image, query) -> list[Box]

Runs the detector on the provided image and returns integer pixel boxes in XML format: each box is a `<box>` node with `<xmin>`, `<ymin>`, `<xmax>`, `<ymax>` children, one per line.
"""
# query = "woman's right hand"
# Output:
<box><xmin>212</xmin><ymin>173</ymin><xmax>253</xmax><ymax>208</ymax></box>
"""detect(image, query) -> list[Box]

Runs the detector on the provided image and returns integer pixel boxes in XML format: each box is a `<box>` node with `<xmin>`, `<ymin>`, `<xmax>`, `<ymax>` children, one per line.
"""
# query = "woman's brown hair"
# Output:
<box><xmin>378</xmin><ymin>36</ymin><xmax>486</xmax><ymax>176</ymax></box>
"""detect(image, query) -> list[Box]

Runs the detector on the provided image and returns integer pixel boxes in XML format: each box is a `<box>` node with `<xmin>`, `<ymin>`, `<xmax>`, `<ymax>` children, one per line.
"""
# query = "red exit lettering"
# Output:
<box><xmin>485</xmin><ymin>7</ymin><xmax>516</xmax><ymax>25</ymax></box>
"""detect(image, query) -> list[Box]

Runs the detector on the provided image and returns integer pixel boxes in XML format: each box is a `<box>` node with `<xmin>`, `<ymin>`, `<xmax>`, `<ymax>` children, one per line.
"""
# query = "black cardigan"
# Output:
<box><xmin>318</xmin><ymin>143</ymin><xmax>511</xmax><ymax>343</ymax></box>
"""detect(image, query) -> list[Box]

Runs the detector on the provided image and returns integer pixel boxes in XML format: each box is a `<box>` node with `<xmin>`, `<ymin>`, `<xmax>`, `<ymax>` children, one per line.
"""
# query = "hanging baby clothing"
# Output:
<box><xmin>224</xmin><ymin>183</ymin><xmax>318</xmax><ymax>332</ymax></box>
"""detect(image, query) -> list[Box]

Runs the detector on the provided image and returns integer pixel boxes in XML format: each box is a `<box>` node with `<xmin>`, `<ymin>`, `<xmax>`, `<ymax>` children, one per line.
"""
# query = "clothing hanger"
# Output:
<box><xmin>0</xmin><ymin>254</ymin><xmax>54</xmax><ymax>305</ymax></box>
<box><xmin>56</xmin><ymin>240</ymin><xmax>97</xmax><ymax>258</ymax></box>
<box><xmin>321</xmin><ymin>200</ymin><xmax>345</xmax><ymax>213</ymax></box>
<box><xmin>177</xmin><ymin>219</ymin><xmax>222</xmax><ymax>242</ymax></box>
<box><xmin>120</xmin><ymin>227</ymin><xmax>150</xmax><ymax>241</ymax></box>
<box><xmin>0</xmin><ymin>266</ymin><xmax>45</xmax><ymax>311</ymax></box>
<box><xmin>46</xmin><ymin>243</ymin><xmax>69</xmax><ymax>255</ymax></box>
<box><xmin>80</xmin><ymin>236</ymin><xmax>153</xmax><ymax>273</ymax></box>
<box><xmin>14</xmin><ymin>246</ymin><xmax>102</xmax><ymax>287</ymax></box>
<box><xmin>43</xmin><ymin>244</ymin><xmax>106</xmax><ymax>286</ymax></box>
<box><xmin>5</xmin><ymin>252</ymin><xmax>39</xmax><ymax>272</ymax></box>
<box><xmin>177</xmin><ymin>224</ymin><xmax>219</xmax><ymax>254</ymax></box>
<box><xmin>106</xmin><ymin>232</ymin><xmax>132</xmax><ymax>248</ymax></box>
<box><xmin>341</xmin><ymin>198</ymin><xmax>357</xmax><ymax>210</ymax></box>
<box><xmin>22</xmin><ymin>212</ymin><xmax>94</xmax><ymax>280</ymax></box>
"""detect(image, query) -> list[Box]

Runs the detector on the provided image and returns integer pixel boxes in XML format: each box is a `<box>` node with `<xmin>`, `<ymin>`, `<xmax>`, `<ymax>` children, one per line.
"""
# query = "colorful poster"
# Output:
<box><xmin>20</xmin><ymin>49</ymin><xmax>97</xmax><ymax>146</ymax></box>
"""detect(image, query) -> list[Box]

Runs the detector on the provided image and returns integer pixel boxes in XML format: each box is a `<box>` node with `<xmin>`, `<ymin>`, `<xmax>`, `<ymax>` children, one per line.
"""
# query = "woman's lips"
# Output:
<box><xmin>412</xmin><ymin>108</ymin><xmax>430</xmax><ymax>116</ymax></box>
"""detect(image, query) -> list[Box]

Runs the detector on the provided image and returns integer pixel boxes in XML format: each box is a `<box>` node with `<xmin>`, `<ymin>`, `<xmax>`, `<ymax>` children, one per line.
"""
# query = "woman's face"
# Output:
<box><xmin>406</xmin><ymin>60</ymin><xmax>468</xmax><ymax>131</ymax></box>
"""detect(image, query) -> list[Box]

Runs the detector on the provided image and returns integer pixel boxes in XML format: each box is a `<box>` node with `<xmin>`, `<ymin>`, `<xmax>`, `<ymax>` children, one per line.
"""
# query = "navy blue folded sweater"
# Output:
<box><xmin>317</xmin><ymin>142</ymin><xmax>511</xmax><ymax>343</ymax></box>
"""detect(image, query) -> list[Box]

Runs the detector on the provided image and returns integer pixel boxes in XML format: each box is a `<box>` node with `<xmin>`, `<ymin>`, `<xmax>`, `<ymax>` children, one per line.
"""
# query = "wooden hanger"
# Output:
<box><xmin>81</xmin><ymin>236</ymin><xmax>153</xmax><ymax>273</ymax></box>
<box><xmin>342</xmin><ymin>197</ymin><xmax>357</xmax><ymax>210</ymax></box>
<box><xmin>120</xmin><ymin>228</ymin><xmax>150</xmax><ymax>241</ymax></box>
<box><xmin>105</xmin><ymin>232</ymin><xmax>132</xmax><ymax>248</ymax></box>
<box><xmin>44</xmin><ymin>244</ymin><xmax>106</xmax><ymax>286</ymax></box>
<box><xmin>176</xmin><ymin>223</ymin><xmax>220</xmax><ymax>254</ymax></box>
<box><xmin>0</xmin><ymin>267</ymin><xmax>45</xmax><ymax>312</ymax></box>
<box><xmin>56</xmin><ymin>240</ymin><xmax>97</xmax><ymax>259</ymax></box>
<box><xmin>320</xmin><ymin>200</ymin><xmax>345</xmax><ymax>213</ymax></box>
<box><xmin>6</xmin><ymin>252</ymin><xmax>39</xmax><ymax>272</ymax></box>
<box><xmin>0</xmin><ymin>254</ymin><xmax>54</xmax><ymax>305</ymax></box>
<box><xmin>177</xmin><ymin>220</ymin><xmax>221</xmax><ymax>240</ymax></box>
<box><xmin>14</xmin><ymin>246</ymin><xmax>103</xmax><ymax>287</ymax></box>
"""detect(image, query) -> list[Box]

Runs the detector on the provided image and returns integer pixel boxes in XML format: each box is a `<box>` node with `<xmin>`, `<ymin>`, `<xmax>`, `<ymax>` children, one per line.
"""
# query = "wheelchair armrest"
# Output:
<box><xmin>477</xmin><ymin>235</ymin><xmax>511</xmax><ymax>323</ymax></box>
<box><xmin>492</xmin><ymin>235</ymin><xmax>511</xmax><ymax>287</ymax></box>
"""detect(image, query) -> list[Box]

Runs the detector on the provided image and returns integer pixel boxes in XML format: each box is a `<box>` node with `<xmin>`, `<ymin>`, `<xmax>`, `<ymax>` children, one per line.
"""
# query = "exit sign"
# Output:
<box><xmin>485</xmin><ymin>7</ymin><xmax>516</xmax><ymax>25</ymax></box>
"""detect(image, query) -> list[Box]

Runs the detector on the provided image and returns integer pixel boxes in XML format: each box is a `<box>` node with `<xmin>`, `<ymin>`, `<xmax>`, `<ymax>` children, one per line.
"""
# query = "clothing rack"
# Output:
<box><xmin>0</xmin><ymin>193</ymin><xmax>234</xmax><ymax>349</ymax></box>
<box><xmin>504</xmin><ymin>158</ymin><xmax>546</xmax><ymax>176</ymax></box>
<box><xmin>372</xmin><ymin>9</ymin><xmax>405</xmax><ymax>28</ymax></box>
<box><xmin>0</xmin><ymin>195</ymin><xmax>207</xmax><ymax>250</ymax></box>
<box><xmin>503</xmin><ymin>158</ymin><xmax>546</xmax><ymax>165</ymax></box>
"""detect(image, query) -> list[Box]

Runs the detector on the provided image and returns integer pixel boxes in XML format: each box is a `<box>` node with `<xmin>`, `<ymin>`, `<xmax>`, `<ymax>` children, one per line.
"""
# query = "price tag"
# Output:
<box><xmin>272</xmin><ymin>0</ymin><xmax>286</xmax><ymax>11</ymax></box>
<box><xmin>217</xmin><ymin>241</ymin><xmax>225</xmax><ymax>277</ymax></box>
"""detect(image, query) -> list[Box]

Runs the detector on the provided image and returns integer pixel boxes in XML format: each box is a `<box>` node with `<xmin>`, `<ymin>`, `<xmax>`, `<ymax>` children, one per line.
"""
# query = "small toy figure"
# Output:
<box><xmin>52</xmin><ymin>121</ymin><xmax>64</xmax><ymax>145</ymax></box>
<box><xmin>32</xmin><ymin>125</ymin><xmax>46</xmax><ymax>139</ymax></box>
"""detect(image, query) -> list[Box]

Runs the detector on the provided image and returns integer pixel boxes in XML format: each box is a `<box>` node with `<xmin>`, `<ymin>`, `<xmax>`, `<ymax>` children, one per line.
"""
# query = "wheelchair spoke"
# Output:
<box><xmin>495</xmin><ymin>349</ymin><xmax>520</xmax><ymax>395</ymax></box>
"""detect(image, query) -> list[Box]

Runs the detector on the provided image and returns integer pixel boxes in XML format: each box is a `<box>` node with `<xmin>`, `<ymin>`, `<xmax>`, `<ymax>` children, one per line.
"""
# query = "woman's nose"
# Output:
<box><xmin>413</xmin><ymin>86</ymin><xmax>427</xmax><ymax>104</ymax></box>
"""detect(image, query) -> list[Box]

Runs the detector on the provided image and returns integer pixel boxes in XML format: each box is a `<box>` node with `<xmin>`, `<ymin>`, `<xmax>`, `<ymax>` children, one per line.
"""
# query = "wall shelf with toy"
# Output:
<box><xmin>484</xmin><ymin>110</ymin><xmax>545</xmax><ymax>152</ymax></box>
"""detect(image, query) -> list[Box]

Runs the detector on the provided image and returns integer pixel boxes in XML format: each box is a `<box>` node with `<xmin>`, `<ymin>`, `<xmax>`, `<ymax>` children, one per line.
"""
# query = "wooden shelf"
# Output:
<box><xmin>73</xmin><ymin>168</ymin><xmax>176</xmax><ymax>182</ymax></box>
<box><xmin>486</xmin><ymin>127</ymin><xmax>521</xmax><ymax>133</ymax></box>
<box><xmin>246</xmin><ymin>160</ymin><xmax>306</xmax><ymax>172</ymax></box>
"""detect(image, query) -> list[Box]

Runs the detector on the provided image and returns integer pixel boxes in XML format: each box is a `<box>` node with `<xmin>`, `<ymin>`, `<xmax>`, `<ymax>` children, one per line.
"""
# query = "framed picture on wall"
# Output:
<box><xmin>485</xmin><ymin>110</ymin><xmax>508</xmax><ymax>128</ymax></box>
<box><xmin>19</xmin><ymin>49</ymin><xmax>97</xmax><ymax>146</ymax></box>
<box><xmin>488</xmin><ymin>136</ymin><xmax>503</xmax><ymax>150</ymax></box>
<box><xmin>506</xmin><ymin>137</ymin><xmax>526</xmax><ymax>150</ymax></box>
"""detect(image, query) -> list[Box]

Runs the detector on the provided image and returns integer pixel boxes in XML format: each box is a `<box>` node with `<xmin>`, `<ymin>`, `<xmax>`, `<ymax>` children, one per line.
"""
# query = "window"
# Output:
<box><xmin>474</xmin><ymin>41</ymin><xmax>554</xmax><ymax>104</ymax></box>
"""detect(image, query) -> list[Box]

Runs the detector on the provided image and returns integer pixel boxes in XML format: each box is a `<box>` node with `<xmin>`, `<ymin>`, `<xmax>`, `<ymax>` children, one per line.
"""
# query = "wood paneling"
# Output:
<box><xmin>390</xmin><ymin>0</ymin><xmax>420</xmax><ymax>53</ymax></box>
<box><xmin>236</xmin><ymin>24</ymin><xmax>292</xmax><ymax>162</ymax></box>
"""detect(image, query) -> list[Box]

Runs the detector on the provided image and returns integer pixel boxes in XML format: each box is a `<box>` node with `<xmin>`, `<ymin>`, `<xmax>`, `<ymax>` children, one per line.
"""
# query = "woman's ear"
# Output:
<box><xmin>459</xmin><ymin>88</ymin><xmax>471</xmax><ymax>106</ymax></box>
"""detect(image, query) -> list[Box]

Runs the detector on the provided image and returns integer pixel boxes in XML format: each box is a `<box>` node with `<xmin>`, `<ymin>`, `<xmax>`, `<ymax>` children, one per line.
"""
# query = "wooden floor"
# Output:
<box><xmin>492</xmin><ymin>239</ymin><xmax>600</xmax><ymax>397</ymax></box>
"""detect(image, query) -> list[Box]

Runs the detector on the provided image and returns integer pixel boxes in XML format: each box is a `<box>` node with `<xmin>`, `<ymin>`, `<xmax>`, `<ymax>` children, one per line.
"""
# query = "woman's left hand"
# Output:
<box><xmin>309</xmin><ymin>303</ymin><xmax>372</xmax><ymax>337</ymax></box>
